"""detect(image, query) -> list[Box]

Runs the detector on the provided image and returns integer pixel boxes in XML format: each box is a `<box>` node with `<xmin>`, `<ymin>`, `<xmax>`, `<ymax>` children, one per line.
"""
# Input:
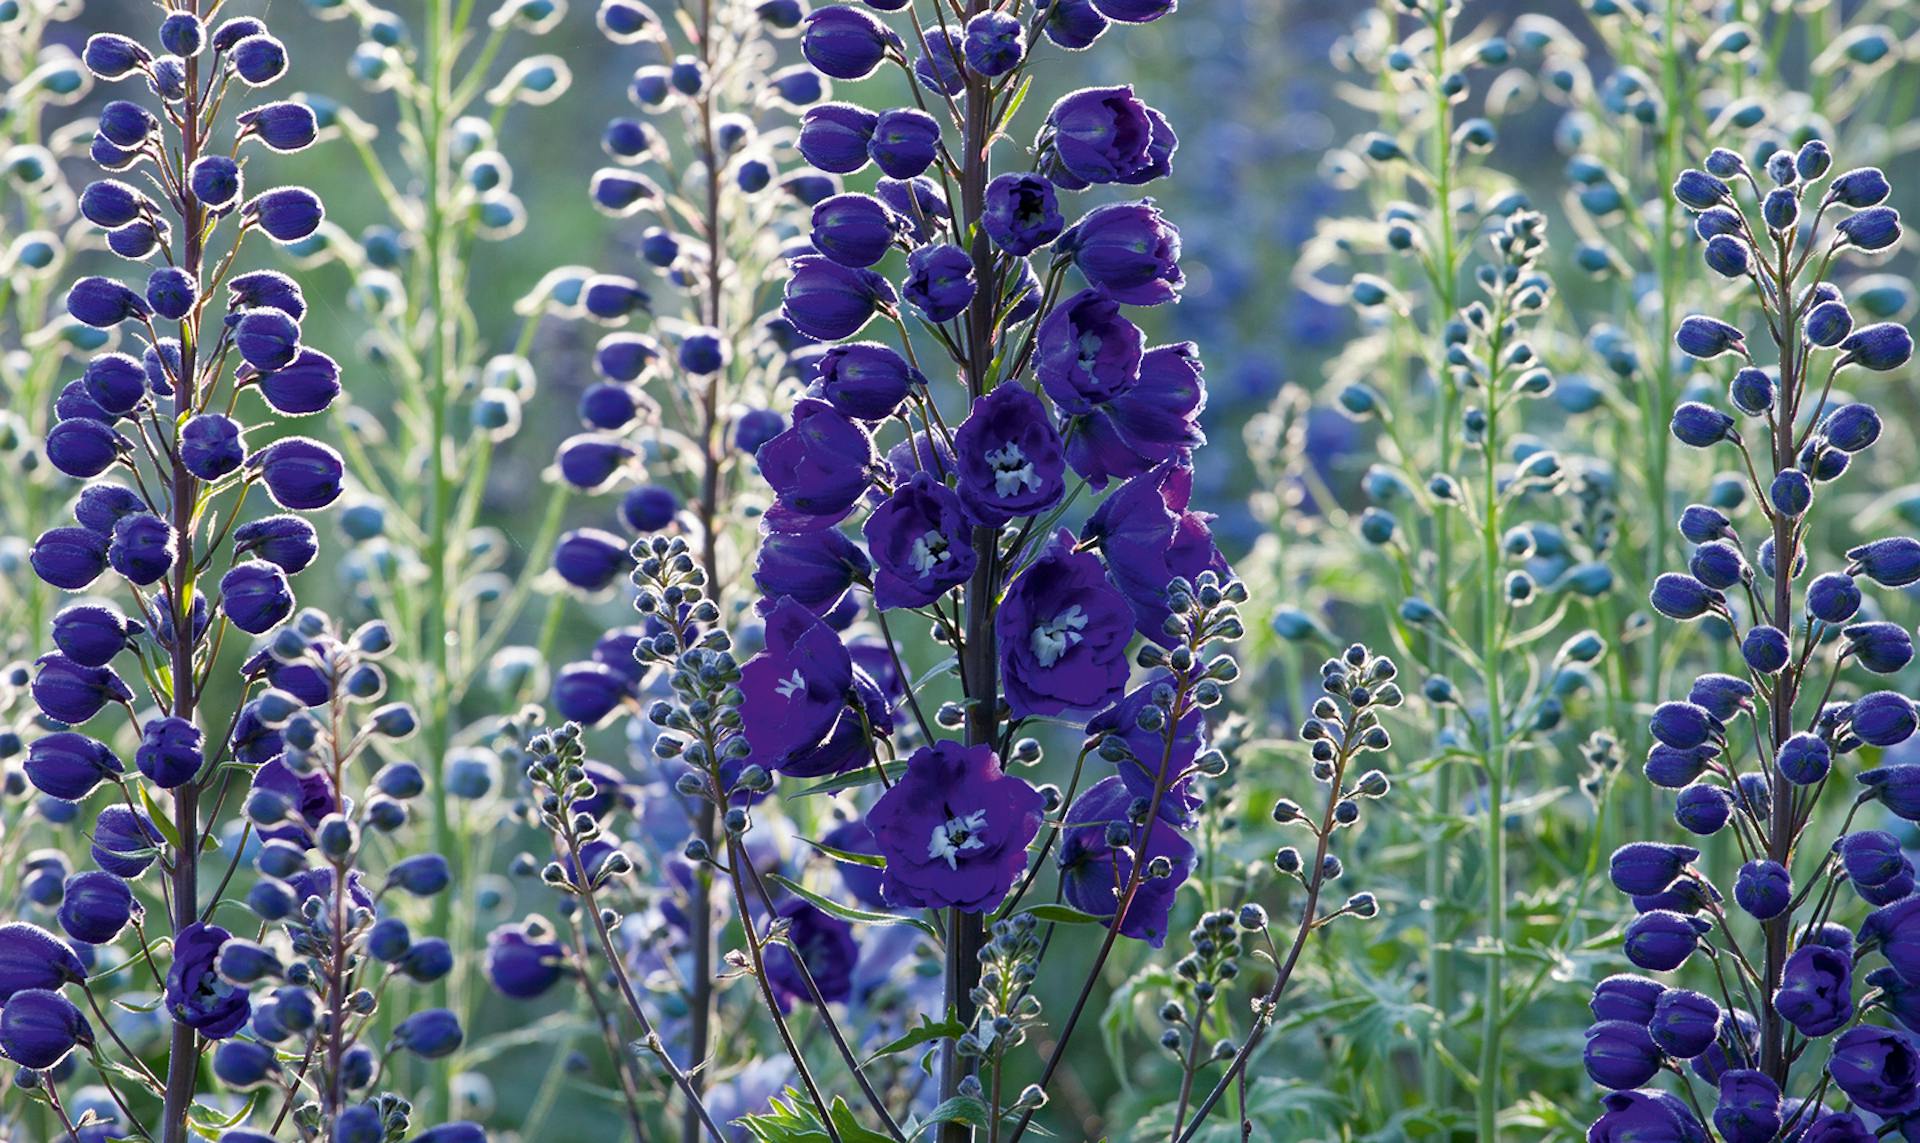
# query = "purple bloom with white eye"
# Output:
<box><xmin>757</xmin><ymin>399</ymin><xmax>875</xmax><ymax>521</ymax></box>
<box><xmin>485</xmin><ymin>923</ymin><xmax>566</xmax><ymax>1000</ymax></box>
<box><xmin>952</xmin><ymin>384</ymin><xmax>1067</xmax><ymax>526</ymax></box>
<box><xmin>902</xmin><ymin>243</ymin><xmax>976</xmax><ymax>324</ymax></box>
<box><xmin>996</xmin><ymin>529</ymin><xmax>1133</xmax><ymax>718</ymax></box>
<box><xmin>1058</xmin><ymin>775</ymin><xmax>1195</xmax><ymax>947</ymax></box>
<box><xmin>864</xmin><ymin>473</ymin><xmax>976</xmax><ymax>609</ymax></box>
<box><xmin>740</xmin><ymin>596</ymin><xmax>857</xmax><ymax>769</ymax></box>
<box><xmin>1059</xmin><ymin>200</ymin><xmax>1183</xmax><ymax>305</ymax></box>
<box><xmin>867</xmin><ymin>740</ymin><xmax>1043</xmax><ymax>912</ymax></box>
<box><xmin>1041</xmin><ymin>86</ymin><xmax>1174</xmax><ymax>187</ymax></box>
<box><xmin>1035</xmin><ymin>289</ymin><xmax>1143</xmax><ymax>414</ymax></box>
<box><xmin>165</xmin><ymin>922</ymin><xmax>251</xmax><ymax>1038</ymax></box>
<box><xmin>1082</xmin><ymin>458</ymin><xmax>1229</xmax><ymax>645</ymax></box>
<box><xmin>764</xmin><ymin>900</ymin><xmax>858</xmax><ymax>1009</ymax></box>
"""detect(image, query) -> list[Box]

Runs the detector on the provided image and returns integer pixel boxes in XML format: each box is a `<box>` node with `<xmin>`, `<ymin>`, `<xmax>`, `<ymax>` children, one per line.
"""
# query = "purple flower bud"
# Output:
<box><xmin>1590</xmin><ymin>974</ymin><xmax>1665</xmax><ymax>1024</ymax></box>
<box><xmin>1852</xmin><ymin>691</ymin><xmax>1918</xmax><ymax>747</ymax></box>
<box><xmin>1584</xmin><ymin>1019</ymin><xmax>1661</xmax><ymax>1090</ymax></box>
<box><xmin>591</xmin><ymin>168</ymin><xmax>663</xmax><ymax>215</ymax></box>
<box><xmin>257</xmin><ymin>348</ymin><xmax>342</xmax><ymax>416</ymax></box>
<box><xmin>1732</xmin><ymin>859</ymin><xmax>1789</xmax><ymax>919</ymax></box>
<box><xmin>136</xmin><ymin>715</ymin><xmax>204</xmax><ymax>788</ymax></box>
<box><xmin>83</xmin><ymin>353</ymin><xmax>151</xmax><ymax>415</ymax></box>
<box><xmin>243</xmin><ymin>186</ymin><xmax>324</xmax><ymax>243</ymax></box>
<box><xmin>1741</xmin><ymin>623</ymin><xmax>1790</xmax><ymax>674</ymax></box>
<box><xmin>1674</xmin><ymin>316</ymin><xmax>1745</xmax><ymax>361</ymax></box>
<box><xmin>236</xmin><ymin>101</ymin><xmax>318</xmax><ymax>155</ymax></box>
<box><xmin>1673</xmin><ymin>784</ymin><xmax>1732</xmax><ymax>835</ymax></box>
<box><xmin>179</xmin><ymin>413</ymin><xmax>246</xmax><ymax>481</ymax></box>
<box><xmin>1672</xmin><ymin>169</ymin><xmax>1732</xmax><ymax>211</ymax></box>
<box><xmin>83</xmin><ymin>33</ymin><xmax>152</xmax><ymax>79</ymax></box>
<box><xmin>1822</xmin><ymin>402</ymin><xmax>1882</xmax><ymax>452</ymax></box>
<box><xmin>250</xmin><ymin>436</ymin><xmax>344</xmax><ymax>509</ymax></box>
<box><xmin>1059</xmin><ymin>200</ymin><xmax>1183</xmax><ymax>305</ymax></box>
<box><xmin>869</xmin><ymin>108</ymin><xmax>941</xmax><ymax>179</ymax></box>
<box><xmin>797</xmin><ymin>103</ymin><xmax>878</xmax><ymax>174</ymax></box>
<box><xmin>1762</xmin><ymin>187</ymin><xmax>1798</xmax><ymax>231</ymax></box>
<box><xmin>160</xmin><ymin>12</ymin><xmax>205</xmax><ymax>56</ymax></box>
<box><xmin>213</xmin><ymin>1039</ymin><xmax>278</xmax><ymax>1088</ymax></box>
<box><xmin>1830</xmin><ymin>167</ymin><xmax>1892</xmax><ymax>208</ymax></box>
<box><xmin>1649</xmin><ymin>701</ymin><xmax>1718</xmax><ymax>750</ymax></box>
<box><xmin>1649</xmin><ymin>573</ymin><xmax>1720</xmax><ymax>620</ymax></box>
<box><xmin>552</xmin><ymin>661</ymin><xmax>634</xmax><ymax>726</ymax></box>
<box><xmin>24</xmin><ymin>732</ymin><xmax>123</xmax><ymax>800</ymax></box>
<box><xmin>619</xmin><ymin>485</ymin><xmax>678</xmax><ymax>532</ymax></box>
<box><xmin>45</xmin><ymin>418</ymin><xmax>126</xmax><ymax>479</ymax></box>
<box><xmin>801</xmin><ymin>7</ymin><xmax>896</xmax><ymax>80</ymax></box>
<box><xmin>1848</xmin><ymin>536</ymin><xmax>1920</xmax><ymax>587</ymax></box>
<box><xmin>1609</xmin><ymin>842</ymin><xmax>1699</xmax><ymax>895</ymax></box>
<box><xmin>1712</xmin><ymin>1070</ymin><xmax>1781</xmax><ymax>1143</ymax></box>
<box><xmin>734</xmin><ymin>408</ymin><xmax>785</xmax><ymax>454</ymax></box>
<box><xmin>902</xmin><ymin>243</ymin><xmax>976</xmax><ymax>323</ymax></box>
<box><xmin>57</xmin><ymin>871</ymin><xmax>137</xmax><ymax>944</ymax></box>
<box><xmin>393</xmin><ymin>1008</ymin><xmax>464</xmax><ymax>1057</ymax></box>
<box><xmin>1838</xmin><ymin>321</ymin><xmax>1913</xmax><ymax>371</ymax></box>
<box><xmin>558</xmin><ymin>439</ymin><xmax>638</xmax><ymax>502</ymax></box>
<box><xmin>1677</xmin><ymin>504</ymin><xmax>1733</xmax><ymax>544</ymax></box>
<box><xmin>1843</xmin><ymin>620</ymin><xmax>1912</xmax><ymax>674</ymax></box>
<box><xmin>1646</xmin><ymin>990</ymin><xmax>1721</xmax><ymax>1060</ymax></box>
<box><xmin>1090</xmin><ymin>0</ymin><xmax>1175</xmax><ymax>21</ymax></box>
<box><xmin>1805</xmin><ymin>300</ymin><xmax>1854</xmax><ymax>347</ymax></box>
<box><xmin>677</xmin><ymin>328</ymin><xmax>727</xmax><ymax>375</ymax></box>
<box><xmin>1622</xmin><ymin>909</ymin><xmax>1705</xmax><ymax>972</ymax></box>
<box><xmin>0</xmin><ymin>988</ymin><xmax>92</xmax><ymax>1070</ymax></box>
<box><xmin>1702</xmin><ymin>234</ymin><xmax>1750</xmax><ymax>278</ymax></box>
<box><xmin>228</xmin><ymin>32</ymin><xmax>288</xmax><ymax>85</ymax></box>
<box><xmin>106</xmin><ymin>217</ymin><xmax>170</xmax><ymax>260</ymax></box>
<box><xmin>1844</xmin><ymin>830</ymin><xmax>1905</xmax><ymax>888</ymax></box>
<box><xmin>875</xmin><ymin>176</ymin><xmax>949</xmax><ymax>241</ymax></box>
<box><xmin>92</xmin><ymin>804</ymin><xmax>163</xmax><ymax>878</ymax></box>
<box><xmin>1686</xmin><ymin>541</ymin><xmax>1746</xmax><ymax>591</ymax></box>
<box><xmin>552</xmin><ymin>528</ymin><xmax>630</xmax><ymax>591</ymax></box>
<box><xmin>782</xmin><ymin>255</ymin><xmax>895</xmax><ymax>341</ymax></box>
<box><xmin>1643</xmin><ymin>743</ymin><xmax>1714</xmax><ymax>788</ymax></box>
<box><xmin>220</xmin><ymin>560</ymin><xmax>295</xmax><ymax>634</ymax></box>
<box><xmin>912</xmin><ymin>26</ymin><xmax>965</xmax><ymax>95</ymax></box>
<box><xmin>485</xmin><ymin>923</ymin><xmax>566</xmax><ymax>999</ymax></box>
<box><xmin>234</xmin><ymin>307</ymin><xmax>303</xmax><ymax>370</ymax></box>
<box><xmin>228</xmin><ymin>270</ymin><xmax>306</xmax><ymax>321</ymax></box>
<box><xmin>233</xmin><ymin>514</ymin><xmax>319</xmax><ymax>573</ymax></box>
<box><xmin>815</xmin><ymin>341</ymin><xmax>921</xmax><ymax>420</ymax></box>
<box><xmin>30</xmin><ymin>526</ymin><xmax>110</xmax><ymax>591</ymax></box>
<box><xmin>146</xmin><ymin>267</ymin><xmax>197</xmax><ymax>320</ymax></box>
<box><xmin>1773</xmin><ymin>732</ymin><xmax>1831</xmax><ymax>786</ymax></box>
<box><xmin>66</xmin><ymin>276</ymin><xmax>151</xmax><ymax>328</ymax></box>
<box><xmin>1837</xmin><ymin>205</ymin><xmax>1901</xmax><ymax>251</ymax></box>
<box><xmin>79</xmin><ymin>179</ymin><xmax>152</xmax><ymax>228</ymax></box>
<box><xmin>108</xmin><ymin>512</ymin><xmax>177</xmax><ymax>585</ymax></box>
<box><xmin>1669</xmin><ymin>401</ymin><xmax>1736</xmax><ymax>446</ymax></box>
<box><xmin>97</xmin><ymin>100</ymin><xmax>159</xmax><ymax>148</ymax></box>
<box><xmin>0</xmin><ymin>924</ymin><xmax>88</xmax><ymax>1002</ymax></box>
<box><xmin>964</xmin><ymin>11</ymin><xmax>1026</xmax><ymax>75</ymax></box>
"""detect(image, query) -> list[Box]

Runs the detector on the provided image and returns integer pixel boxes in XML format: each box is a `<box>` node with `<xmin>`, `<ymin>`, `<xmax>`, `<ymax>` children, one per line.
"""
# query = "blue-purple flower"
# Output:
<box><xmin>866</xmin><ymin>741</ymin><xmax>1043</xmax><ymax>911</ymax></box>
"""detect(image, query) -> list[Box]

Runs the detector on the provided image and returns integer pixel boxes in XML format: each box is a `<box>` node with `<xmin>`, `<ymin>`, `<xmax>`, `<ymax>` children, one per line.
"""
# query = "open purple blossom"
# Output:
<box><xmin>867</xmin><ymin>741</ymin><xmax>1044</xmax><ymax>911</ymax></box>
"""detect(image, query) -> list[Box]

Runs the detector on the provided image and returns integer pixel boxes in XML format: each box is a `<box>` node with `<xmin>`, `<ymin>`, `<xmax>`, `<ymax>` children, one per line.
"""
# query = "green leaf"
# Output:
<box><xmin>769</xmin><ymin>874</ymin><xmax>940</xmax><ymax>941</ymax></box>
<box><xmin>829</xmin><ymin>1098</ymin><xmax>897</xmax><ymax>1143</ymax></box>
<box><xmin>1017</xmin><ymin>903</ymin><xmax>1107</xmax><ymax>927</ymax></box>
<box><xmin>137</xmin><ymin>782</ymin><xmax>182</xmax><ymax>850</ymax></box>
<box><xmin>792</xmin><ymin>762</ymin><xmax>907</xmax><ymax>799</ymax></box>
<box><xmin>913</xmin><ymin>1096</ymin><xmax>992</xmax><ymax>1136</ymax></box>
<box><xmin>803</xmin><ymin>837</ymin><xmax>887</xmax><ymax>868</ymax></box>
<box><xmin>862</xmin><ymin>1012</ymin><xmax>965</xmax><ymax>1068</ymax></box>
<box><xmin>995</xmin><ymin>74</ymin><xmax>1034</xmax><ymax>137</ymax></box>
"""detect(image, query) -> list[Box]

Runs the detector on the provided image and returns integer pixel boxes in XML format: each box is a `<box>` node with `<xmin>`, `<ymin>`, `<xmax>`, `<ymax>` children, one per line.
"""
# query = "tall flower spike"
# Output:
<box><xmin>1587</xmin><ymin>143</ymin><xmax>1915</xmax><ymax>1142</ymax></box>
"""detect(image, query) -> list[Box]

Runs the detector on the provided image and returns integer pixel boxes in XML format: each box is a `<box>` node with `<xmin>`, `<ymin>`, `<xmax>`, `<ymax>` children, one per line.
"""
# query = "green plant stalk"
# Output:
<box><xmin>1475</xmin><ymin>389</ymin><xmax>1506</xmax><ymax>1143</ymax></box>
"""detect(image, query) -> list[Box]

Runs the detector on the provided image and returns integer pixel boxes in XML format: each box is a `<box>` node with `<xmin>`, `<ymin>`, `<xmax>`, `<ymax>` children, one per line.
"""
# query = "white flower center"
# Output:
<box><xmin>927</xmin><ymin>809</ymin><xmax>990</xmax><ymax>869</ymax></box>
<box><xmin>775</xmin><ymin>669</ymin><xmax>807</xmax><ymax>700</ymax></box>
<box><xmin>985</xmin><ymin>441</ymin><xmax>1040</xmax><ymax>498</ymax></box>
<box><xmin>911</xmin><ymin>529</ymin><xmax>950</xmax><ymax>576</ymax></box>
<box><xmin>1030</xmin><ymin>605</ymin><xmax>1088</xmax><ymax>667</ymax></box>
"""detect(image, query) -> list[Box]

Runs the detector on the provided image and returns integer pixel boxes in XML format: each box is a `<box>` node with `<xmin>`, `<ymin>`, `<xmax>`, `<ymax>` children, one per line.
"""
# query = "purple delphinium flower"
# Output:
<box><xmin>165</xmin><ymin>922</ymin><xmax>251</xmax><ymax>1038</ymax></box>
<box><xmin>863</xmin><ymin>473</ymin><xmax>977</xmax><ymax>609</ymax></box>
<box><xmin>1057</xmin><ymin>775</ymin><xmax>1195</xmax><ymax>946</ymax></box>
<box><xmin>995</xmin><ymin>529</ymin><xmax>1135</xmax><ymax>718</ymax></box>
<box><xmin>866</xmin><ymin>741</ymin><xmax>1044</xmax><ymax>911</ymax></box>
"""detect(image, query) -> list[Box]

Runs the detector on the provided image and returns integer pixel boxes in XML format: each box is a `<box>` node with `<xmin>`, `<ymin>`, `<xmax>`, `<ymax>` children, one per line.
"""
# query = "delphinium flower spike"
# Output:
<box><xmin>529</xmin><ymin>2</ymin><xmax>819</xmax><ymax>1126</ymax></box>
<box><xmin>1585</xmin><ymin>142</ymin><xmax>1918</xmax><ymax>1139</ymax></box>
<box><xmin>283</xmin><ymin>0</ymin><xmax>582</xmax><ymax>1116</ymax></box>
<box><xmin>2</xmin><ymin>5</ymin><xmax>361</xmax><ymax>1140</ymax></box>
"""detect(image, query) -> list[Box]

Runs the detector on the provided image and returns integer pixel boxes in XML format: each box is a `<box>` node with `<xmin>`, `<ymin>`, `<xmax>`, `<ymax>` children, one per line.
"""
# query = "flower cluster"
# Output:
<box><xmin>1590</xmin><ymin>144</ymin><xmax>1919</xmax><ymax>1139</ymax></box>
<box><xmin>0</xmin><ymin>6</ymin><xmax>437</xmax><ymax>1139</ymax></box>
